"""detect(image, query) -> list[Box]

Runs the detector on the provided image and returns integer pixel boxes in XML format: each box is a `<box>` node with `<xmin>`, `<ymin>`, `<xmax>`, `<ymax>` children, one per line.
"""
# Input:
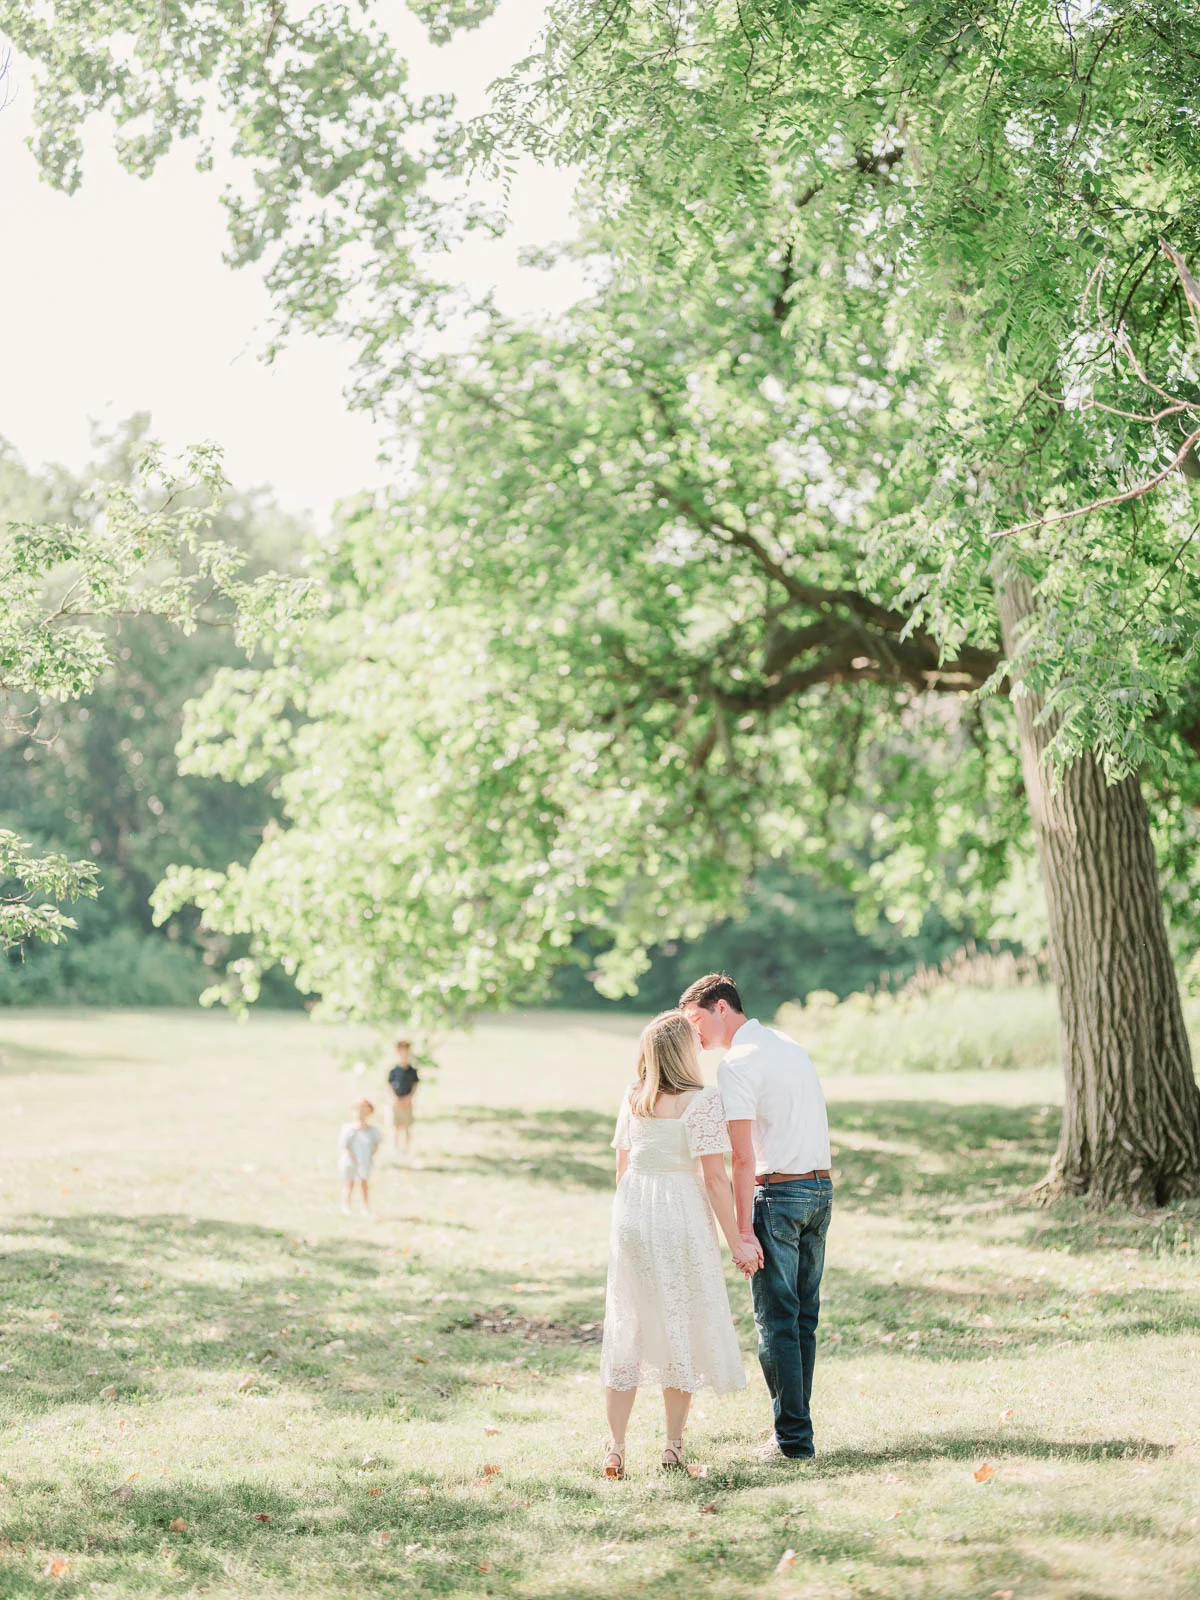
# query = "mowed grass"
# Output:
<box><xmin>0</xmin><ymin>1007</ymin><xmax>1198</xmax><ymax>1600</ymax></box>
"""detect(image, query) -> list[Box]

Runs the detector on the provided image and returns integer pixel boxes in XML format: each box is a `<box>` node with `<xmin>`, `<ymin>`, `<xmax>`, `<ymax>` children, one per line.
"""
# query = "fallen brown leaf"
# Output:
<box><xmin>125</xmin><ymin>1472</ymin><xmax>140</xmax><ymax>1484</ymax></box>
<box><xmin>483</xmin><ymin>1426</ymin><xmax>500</xmax><ymax>1436</ymax></box>
<box><xmin>374</xmin><ymin>1531</ymin><xmax>392</xmax><ymax>1547</ymax></box>
<box><xmin>44</xmin><ymin>1558</ymin><xmax>70</xmax><ymax>1579</ymax></box>
<box><xmin>368</xmin><ymin>1487</ymin><xmax>383</xmax><ymax>1497</ymax></box>
<box><xmin>478</xmin><ymin>1561</ymin><xmax>493</xmax><ymax>1574</ymax></box>
<box><xmin>698</xmin><ymin>1502</ymin><xmax>717</xmax><ymax>1515</ymax></box>
<box><xmin>998</xmin><ymin>1408</ymin><xmax>1014</xmax><ymax>1424</ymax></box>
<box><xmin>109</xmin><ymin>1484</ymin><xmax>134</xmax><ymax>1502</ymax></box>
<box><xmin>411</xmin><ymin>1354</ymin><xmax>428</xmax><ymax>1364</ymax></box>
<box><xmin>686</xmin><ymin>1464</ymin><xmax>710</xmax><ymax>1479</ymax></box>
<box><xmin>974</xmin><ymin>1462</ymin><xmax>996</xmax><ymax>1484</ymax></box>
<box><xmin>775</xmin><ymin>1548</ymin><xmax>796</xmax><ymax>1573</ymax></box>
<box><xmin>169</xmin><ymin>1519</ymin><xmax>187</xmax><ymax>1533</ymax></box>
<box><xmin>253</xmin><ymin>1512</ymin><xmax>271</xmax><ymax>1523</ymax></box>
<box><xmin>98</xmin><ymin>1384</ymin><xmax>118</xmax><ymax>1400</ymax></box>
<box><xmin>236</xmin><ymin>1375</ymin><xmax>256</xmax><ymax>1392</ymax></box>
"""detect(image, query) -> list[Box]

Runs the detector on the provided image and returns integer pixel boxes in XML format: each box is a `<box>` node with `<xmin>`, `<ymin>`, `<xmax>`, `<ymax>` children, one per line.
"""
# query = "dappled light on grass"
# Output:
<box><xmin>0</xmin><ymin>1010</ymin><xmax>1197</xmax><ymax>1598</ymax></box>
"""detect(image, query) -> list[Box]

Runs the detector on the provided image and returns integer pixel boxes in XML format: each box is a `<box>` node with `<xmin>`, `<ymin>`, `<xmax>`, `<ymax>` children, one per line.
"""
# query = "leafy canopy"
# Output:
<box><xmin>12</xmin><ymin>0</ymin><xmax>1200</xmax><ymax>1021</ymax></box>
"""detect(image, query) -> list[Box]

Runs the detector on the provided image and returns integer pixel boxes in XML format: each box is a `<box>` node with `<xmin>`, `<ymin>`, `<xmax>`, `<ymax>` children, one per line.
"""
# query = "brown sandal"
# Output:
<box><xmin>603</xmin><ymin>1444</ymin><xmax>626</xmax><ymax>1479</ymax></box>
<box><xmin>661</xmin><ymin>1437</ymin><xmax>686</xmax><ymax>1470</ymax></box>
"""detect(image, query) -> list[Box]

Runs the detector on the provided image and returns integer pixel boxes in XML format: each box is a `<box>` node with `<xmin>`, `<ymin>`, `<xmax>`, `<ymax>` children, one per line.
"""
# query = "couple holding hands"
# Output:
<box><xmin>600</xmin><ymin>973</ymin><xmax>832</xmax><ymax>1476</ymax></box>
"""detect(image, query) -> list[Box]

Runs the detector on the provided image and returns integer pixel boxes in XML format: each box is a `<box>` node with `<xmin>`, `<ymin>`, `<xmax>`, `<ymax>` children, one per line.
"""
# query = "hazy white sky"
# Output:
<box><xmin>0</xmin><ymin>0</ymin><xmax>583</xmax><ymax>527</ymax></box>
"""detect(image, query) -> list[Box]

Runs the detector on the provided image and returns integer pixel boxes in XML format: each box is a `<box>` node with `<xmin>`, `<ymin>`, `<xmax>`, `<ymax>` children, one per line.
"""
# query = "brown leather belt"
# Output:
<box><xmin>755</xmin><ymin>1169</ymin><xmax>831</xmax><ymax>1185</ymax></box>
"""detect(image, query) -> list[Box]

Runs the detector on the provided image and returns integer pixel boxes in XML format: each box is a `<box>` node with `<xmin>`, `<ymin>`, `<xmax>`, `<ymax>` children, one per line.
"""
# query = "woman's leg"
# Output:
<box><xmin>605</xmin><ymin>1386</ymin><xmax>637</xmax><ymax>1449</ymax></box>
<box><xmin>662</xmin><ymin>1388</ymin><xmax>691</xmax><ymax>1462</ymax></box>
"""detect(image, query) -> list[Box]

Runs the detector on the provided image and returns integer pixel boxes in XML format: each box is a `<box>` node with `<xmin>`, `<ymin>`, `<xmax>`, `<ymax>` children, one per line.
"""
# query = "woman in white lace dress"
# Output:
<box><xmin>600</xmin><ymin>1010</ymin><xmax>756</xmax><ymax>1477</ymax></box>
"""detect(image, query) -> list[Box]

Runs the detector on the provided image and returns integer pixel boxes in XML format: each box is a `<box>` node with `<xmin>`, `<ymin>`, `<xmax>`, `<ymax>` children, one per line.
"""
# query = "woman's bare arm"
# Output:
<box><xmin>615</xmin><ymin>1147</ymin><xmax>630</xmax><ymax>1185</ymax></box>
<box><xmin>700</xmin><ymin>1151</ymin><xmax>753</xmax><ymax>1265</ymax></box>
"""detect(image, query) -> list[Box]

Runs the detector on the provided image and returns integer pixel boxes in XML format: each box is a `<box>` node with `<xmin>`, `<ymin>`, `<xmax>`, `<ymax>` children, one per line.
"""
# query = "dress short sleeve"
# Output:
<box><xmin>611</xmin><ymin>1087</ymin><xmax>634</xmax><ymax>1151</ymax></box>
<box><xmin>684</xmin><ymin>1086</ymin><xmax>732</xmax><ymax>1157</ymax></box>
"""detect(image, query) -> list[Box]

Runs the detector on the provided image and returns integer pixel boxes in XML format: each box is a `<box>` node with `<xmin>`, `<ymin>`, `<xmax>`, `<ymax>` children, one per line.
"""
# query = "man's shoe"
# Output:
<box><xmin>756</xmin><ymin>1437</ymin><xmax>815</xmax><ymax>1463</ymax></box>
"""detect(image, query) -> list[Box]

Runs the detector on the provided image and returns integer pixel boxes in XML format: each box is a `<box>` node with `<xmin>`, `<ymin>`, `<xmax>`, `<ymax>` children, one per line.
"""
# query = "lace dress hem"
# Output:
<box><xmin>600</xmin><ymin>1358</ymin><xmax>747</xmax><ymax>1394</ymax></box>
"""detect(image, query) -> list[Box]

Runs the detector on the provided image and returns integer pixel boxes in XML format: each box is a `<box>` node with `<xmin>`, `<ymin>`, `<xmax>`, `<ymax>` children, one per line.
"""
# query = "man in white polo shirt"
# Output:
<box><xmin>681</xmin><ymin>972</ymin><xmax>832</xmax><ymax>1461</ymax></box>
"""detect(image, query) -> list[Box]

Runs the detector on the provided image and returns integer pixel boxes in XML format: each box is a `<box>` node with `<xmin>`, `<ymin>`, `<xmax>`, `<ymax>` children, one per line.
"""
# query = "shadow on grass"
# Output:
<box><xmin>423</xmin><ymin>1106</ymin><xmax>616</xmax><ymax>1190</ymax></box>
<box><xmin>0</xmin><ymin>1212</ymin><xmax>607</xmax><ymax>1427</ymax></box>
<box><xmin>0</xmin><ymin>1039</ymin><xmax>116</xmax><ymax>1077</ymax></box>
<box><xmin>1019</xmin><ymin>1202</ymin><xmax>1200</xmax><ymax>1257</ymax></box>
<box><xmin>427</xmin><ymin>1100</ymin><xmax>1065</xmax><ymax>1206</ymax></box>
<box><xmin>821</xmin><ymin>1255</ymin><xmax>1200</xmax><ymax>1356</ymax></box>
<box><xmin>0</xmin><ymin>1469</ymin><xmax>535</xmax><ymax>1598</ymax></box>
<box><xmin>828</xmin><ymin>1098</ymin><xmax>1060</xmax><ymax>1209</ymax></box>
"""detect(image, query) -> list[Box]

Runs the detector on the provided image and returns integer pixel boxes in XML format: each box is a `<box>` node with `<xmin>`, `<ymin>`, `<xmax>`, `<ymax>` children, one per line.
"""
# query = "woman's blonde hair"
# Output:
<box><xmin>630</xmin><ymin>1010</ymin><xmax>703</xmax><ymax>1117</ymax></box>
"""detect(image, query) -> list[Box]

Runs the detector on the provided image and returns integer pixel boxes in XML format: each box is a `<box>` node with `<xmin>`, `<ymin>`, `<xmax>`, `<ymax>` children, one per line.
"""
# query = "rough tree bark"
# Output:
<box><xmin>999</xmin><ymin>575</ymin><xmax>1200</xmax><ymax>1206</ymax></box>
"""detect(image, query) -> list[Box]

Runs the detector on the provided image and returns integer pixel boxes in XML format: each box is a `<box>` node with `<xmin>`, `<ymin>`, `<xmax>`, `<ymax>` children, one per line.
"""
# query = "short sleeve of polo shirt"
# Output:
<box><xmin>717</xmin><ymin>1055</ymin><xmax>757</xmax><ymax>1122</ymax></box>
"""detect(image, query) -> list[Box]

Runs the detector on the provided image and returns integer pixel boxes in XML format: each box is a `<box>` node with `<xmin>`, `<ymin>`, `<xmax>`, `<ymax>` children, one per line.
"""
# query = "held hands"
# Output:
<box><xmin>732</xmin><ymin>1232</ymin><xmax>763</xmax><ymax>1278</ymax></box>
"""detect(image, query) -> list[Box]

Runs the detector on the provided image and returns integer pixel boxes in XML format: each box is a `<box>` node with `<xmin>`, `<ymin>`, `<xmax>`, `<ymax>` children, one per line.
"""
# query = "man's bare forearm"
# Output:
<box><xmin>731</xmin><ymin>1152</ymin><xmax>756</xmax><ymax>1238</ymax></box>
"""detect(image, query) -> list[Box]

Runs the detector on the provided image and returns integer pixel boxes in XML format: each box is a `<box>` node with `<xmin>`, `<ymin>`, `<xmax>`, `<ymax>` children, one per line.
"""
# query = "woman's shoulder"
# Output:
<box><xmin>684</xmin><ymin>1082</ymin><xmax>723</xmax><ymax>1108</ymax></box>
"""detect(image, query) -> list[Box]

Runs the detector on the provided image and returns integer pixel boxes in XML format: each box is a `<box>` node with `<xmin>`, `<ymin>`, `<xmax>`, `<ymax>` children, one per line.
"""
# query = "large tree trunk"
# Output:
<box><xmin>999</xmin><ymin>576</ymin><xmax>1200</xmax><ymax>1207</ymax></box>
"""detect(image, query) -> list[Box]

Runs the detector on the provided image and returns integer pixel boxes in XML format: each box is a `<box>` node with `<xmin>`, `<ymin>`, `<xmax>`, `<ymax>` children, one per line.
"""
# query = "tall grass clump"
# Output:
<box><xmin>776</xmin><ymin>945</ymin><xmax>1060</xmax><ymax>1074</ymax></box>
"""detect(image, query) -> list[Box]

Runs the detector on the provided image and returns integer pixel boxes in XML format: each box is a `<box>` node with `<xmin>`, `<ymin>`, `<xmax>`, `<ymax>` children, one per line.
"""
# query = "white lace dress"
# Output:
<box><xmin>600</xmin><ymin>1084</ymin><xmax>747</xmax><ymax>1394</ymax></box>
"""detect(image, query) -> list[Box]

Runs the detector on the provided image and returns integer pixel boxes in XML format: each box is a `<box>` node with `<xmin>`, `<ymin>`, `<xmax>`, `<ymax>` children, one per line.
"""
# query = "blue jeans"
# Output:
<box><xmin>751</xmin><ymin>1177</ymin><xmax>833</xmax><ymax>1458</ymax></box>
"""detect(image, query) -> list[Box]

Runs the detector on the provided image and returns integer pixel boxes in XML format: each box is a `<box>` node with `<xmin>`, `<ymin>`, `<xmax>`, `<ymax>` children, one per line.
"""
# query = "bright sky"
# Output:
<box><xmin>0</xmin><ymin>1</ymin><xmax>583</xmax><ymax>528</ymax></box>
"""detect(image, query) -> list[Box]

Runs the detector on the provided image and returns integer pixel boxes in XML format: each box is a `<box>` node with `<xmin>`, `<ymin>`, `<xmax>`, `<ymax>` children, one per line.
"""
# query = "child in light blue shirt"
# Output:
<box><xmin>338</xmin><ymin>1098</ymin><xmax>382</xmax><ymax>1217</ymax></box>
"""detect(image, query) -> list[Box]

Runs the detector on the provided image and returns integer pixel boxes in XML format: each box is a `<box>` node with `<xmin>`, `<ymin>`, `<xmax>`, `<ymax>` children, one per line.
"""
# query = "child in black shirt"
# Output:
<box><xmin>387</xmin><ymin>1038</ymin><xmax>420</xmax><ymax>1154</ymax></box>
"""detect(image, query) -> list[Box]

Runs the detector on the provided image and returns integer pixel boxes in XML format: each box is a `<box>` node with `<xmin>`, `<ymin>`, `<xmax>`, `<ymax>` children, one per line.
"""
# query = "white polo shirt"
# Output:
<box><xmin>717</xmin><ymin>1018</ymin><xmax>831</xmax><ymax>1176</ymax></box>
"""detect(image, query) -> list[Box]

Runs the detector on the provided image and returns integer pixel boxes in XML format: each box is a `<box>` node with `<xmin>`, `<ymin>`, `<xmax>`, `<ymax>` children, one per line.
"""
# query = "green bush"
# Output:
<box><xmin>0</xmin><ymin>928</ymin><xmax>207</xmax><ymax>1006</ymax></box>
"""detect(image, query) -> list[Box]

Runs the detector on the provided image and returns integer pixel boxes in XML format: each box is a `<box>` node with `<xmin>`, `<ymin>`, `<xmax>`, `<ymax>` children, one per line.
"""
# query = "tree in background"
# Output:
<box><xmin>9</xmin><ymin>0</ymin><xmax>1200</xmax><ymax>1203</ymax></box>
<box><xmin>552</xmin><ymin>868</ymin><xmax>969</xmax><ymax>1019</ymax></box>
<box><xmin>0</xmin><ymin>421</ymin><xmax>309</xmax><ymax>995</ymax></box>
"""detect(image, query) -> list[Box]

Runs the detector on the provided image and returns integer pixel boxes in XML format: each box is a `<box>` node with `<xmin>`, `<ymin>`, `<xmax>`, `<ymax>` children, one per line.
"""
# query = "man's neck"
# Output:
<box><xmin>725</xmin><ymin>1013</ymin><xmax>750</xmax><ymax>1048</ymax></box>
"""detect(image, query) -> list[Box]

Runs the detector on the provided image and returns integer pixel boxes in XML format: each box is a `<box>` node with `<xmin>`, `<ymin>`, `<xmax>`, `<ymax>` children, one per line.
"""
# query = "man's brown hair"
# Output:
<box><xmin>678</xmin><ymin>973</ymin><xmax>744</xmax><ymax>1014</ymax></box>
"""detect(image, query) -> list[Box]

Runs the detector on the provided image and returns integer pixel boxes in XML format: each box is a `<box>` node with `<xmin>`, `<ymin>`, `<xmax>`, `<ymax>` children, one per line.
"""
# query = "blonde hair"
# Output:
<box><xmin>629</xmin><ymin>1010</ymin><xmax>703</xmax><ymax>1118</ymax></box>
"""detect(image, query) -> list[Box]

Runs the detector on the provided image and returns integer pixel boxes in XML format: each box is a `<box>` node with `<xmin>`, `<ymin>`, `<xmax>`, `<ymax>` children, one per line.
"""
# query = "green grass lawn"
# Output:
<box><xmin>1</xmin><ymin>1007</ymin><xmax>1198</xmax><ymax>1599</ymax></box>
